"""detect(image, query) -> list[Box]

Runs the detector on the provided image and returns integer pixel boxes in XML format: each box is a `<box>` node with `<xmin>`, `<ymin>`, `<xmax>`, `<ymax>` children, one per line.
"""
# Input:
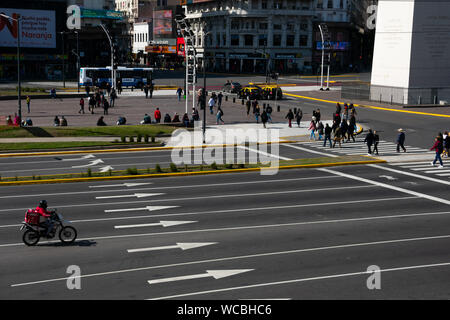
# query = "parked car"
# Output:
<box><xmin>223</xmin><ymin>82</ymin><xmax>242</xmax><ymax>93</ymax></box>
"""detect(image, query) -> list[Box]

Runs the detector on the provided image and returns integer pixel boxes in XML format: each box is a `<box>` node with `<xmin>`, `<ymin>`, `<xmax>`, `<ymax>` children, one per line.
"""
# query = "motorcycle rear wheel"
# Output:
<box><xmin>59</xmin><ymin>226</ymin><xmax>77</xmax><ymax>244</ymax></box>
<box><xmin>23</xmin><ymin>230</ymin><xmax>40</xmax><ymax>246</ymax></box>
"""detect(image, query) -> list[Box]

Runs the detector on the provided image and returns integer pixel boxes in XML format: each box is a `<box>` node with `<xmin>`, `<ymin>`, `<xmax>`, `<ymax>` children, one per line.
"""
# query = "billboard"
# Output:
<box><xmin>153</xmin><ymin>10</ymin><xmax>172</xmax><ymax>36</ymax></box>
<box><xmin>0</xmin><ymin>8</ymin><xmax>56</xmax><ymax>48</ymax></box>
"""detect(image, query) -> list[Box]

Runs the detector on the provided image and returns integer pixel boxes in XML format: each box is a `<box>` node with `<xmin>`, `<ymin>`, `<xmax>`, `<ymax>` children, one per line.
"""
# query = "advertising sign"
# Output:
<box><xmin>80</xmin><ymin>8</ymin><xmax>123</xmax><ymax>20</ymax></box>
<box><xmin>177</xmin><ymin>37</ymin><xmax>185</xmax><ymax>57</ymax></box>
<box><xmin>316</xmin><ymin>41</ymin><xmax>350</xmax><ymax>51</ymax></box>
<box><xmin>0</xmin><ymin>8</ymin><xmax>56</xmax><ymax>48</ymax></box>
<box><xmin>153</xmin><ymin>10</ymin><xmax>172</xmax><ymax>36</ymax></box>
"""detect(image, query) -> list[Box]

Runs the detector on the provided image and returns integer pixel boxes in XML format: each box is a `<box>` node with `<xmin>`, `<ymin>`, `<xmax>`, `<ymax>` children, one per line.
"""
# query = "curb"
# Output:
<box><xmin>0</xmin><ymin>140</ymin><xmax>298</xmax><ymax>158</ymax></box>
<box><xmin>0</xmin><ymin>159</ymin><xmax>386</xmax><ymax>186</ymax></box>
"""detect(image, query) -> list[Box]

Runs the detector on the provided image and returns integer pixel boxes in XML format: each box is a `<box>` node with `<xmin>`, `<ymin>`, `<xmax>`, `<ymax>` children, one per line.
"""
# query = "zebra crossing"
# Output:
<box><xmin>299</xmin><ymin>137</ymin><xmax>432</xmax><ymax>156</ymax></box>
<box><xmin>390</xmin><ymin>160</ymin><xmax>450</xmax><ymax>178</ymax></box>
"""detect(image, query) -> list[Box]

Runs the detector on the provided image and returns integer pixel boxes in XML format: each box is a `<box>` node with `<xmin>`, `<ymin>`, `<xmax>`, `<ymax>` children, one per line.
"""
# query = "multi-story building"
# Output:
<box><xmin>183</xmin><ymin>0</ymin><xmax>316</xmax><ymax>74</ymax></box>
<box><xmin>312</xmin><ymin>0</ymin><xmax>372</xmax><ymax>73</ymax></box>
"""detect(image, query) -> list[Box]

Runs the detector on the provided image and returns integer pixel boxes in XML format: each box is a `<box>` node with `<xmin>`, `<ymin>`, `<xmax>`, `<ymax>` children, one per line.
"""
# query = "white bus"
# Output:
<box><xmin>79</xmin><ymin>67</ymin><xmax>153</xmax><ymax>89</ymax></box>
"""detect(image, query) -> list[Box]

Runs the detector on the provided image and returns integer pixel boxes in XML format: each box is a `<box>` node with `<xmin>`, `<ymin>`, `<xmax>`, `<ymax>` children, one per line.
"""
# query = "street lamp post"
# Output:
<box><xmin>75</xmin><ymin>31</ymin><xmax>80</xmax><ymax>92</ymax></box>
<box><xmin>59</xmin><ymin>32</ymin><xmax>66</xmax><ymax>88</ymax></box>
<box><xmin>1</xmin><ymin>13</ymin><xmax>22</xmax><ymax>126</ymax></box>
<box><xmin>318</xmin><ymin>24</ymin><xmax>325</xmax><ymax>90</ymax></box>
<box><xmin>99</xmin><ymin>24</ymin><xmax>115</xmax><ymax>90</ymax></box>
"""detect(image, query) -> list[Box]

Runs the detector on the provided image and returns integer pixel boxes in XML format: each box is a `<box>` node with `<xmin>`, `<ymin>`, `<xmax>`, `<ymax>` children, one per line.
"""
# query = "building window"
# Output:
<box><xmin>273</xmin><ymin>1</ymin><xmax>282</xmax><ymax>9</ymax></box>
<box><xmin>300</xmin><ymin>23</ymin><xmax>308</xmax><ymax>31</ymax></box>
<box><xmin>244</xmin><ymin>35</ymin><xmax>253</xmax><ymax>46</ymax></box>
<box><xmin>287</xmin><ymin>23</ymin><xmax>294</xmax><ymax>31</ymax></box>
<box><xmin>231</xmin><ymin>19</ymin><xmax>239</xmax><ymax>30</ymax></box>
<box><xmin>273</xmin><ymin>24</ymin><xmax>282</xmax><ymax>30</ymax></box>
<box><xmin>286</xmin><ymin>34</ymin><xmax>295</xmax><ymax>46</ymax></box>
<box><xmin>231</xmin><ymin>34</ymin><xmax>239</xmax><ymax>46</ymax></box>
<box><xmin>258</xmin><ymin>34</ymin><xmax>267</xmax><ymax>46</ymax></box>
<box><xmin>340</xmin><ymin>0</ymin><xmax>344</xmax><ymax>9</ymax></box>
<box><xmin>262</xmin><ymin>0</ymin><xmax>268</xmax><ymax>9</ymax></box>
<box><xmin>327</xmin><ymin>0</ymin><xmax>333</xmax><ymax>9</ymax></box>
<box><xmin>317</xmin><ymin>0</ymin><xmax>323</xmax><ymax>9</ymax></box>
<box><xmin>273</xmin><ymin>34</ymin><xmax>281</xmax><ymax>46</ymax></box>
<box><xmin>251</xmin><ymin>0</ymin><xmax>259</xmax><ymax>9</ymax></box>
<box><xmin>223</xmin><ymin>34</ymin><xmax>226</xmax><ymax>45</ymax></box>
<box><xmin>300</xmin><ymin>35</ymin><xmax>308</xmax><ymax>46</ymax></box>
<box><xmin>259</xmin><ymin>23</ymin><xmax>268</xmax><ymax>30</ymax></box>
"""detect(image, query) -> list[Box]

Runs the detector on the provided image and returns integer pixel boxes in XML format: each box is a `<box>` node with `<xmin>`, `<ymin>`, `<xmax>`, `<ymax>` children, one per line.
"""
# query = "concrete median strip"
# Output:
<box><xmin>0</xmin><ymin>157</ymin><xmax>386</xmax><ymax>186</ymax></box>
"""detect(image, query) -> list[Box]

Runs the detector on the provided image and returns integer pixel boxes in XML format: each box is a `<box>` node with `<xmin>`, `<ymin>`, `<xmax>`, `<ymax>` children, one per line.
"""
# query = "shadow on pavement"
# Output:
<box><xmin>23</xmin><ymin>127</ymin><xmax>53</xmax><ymax>137</ymax></box>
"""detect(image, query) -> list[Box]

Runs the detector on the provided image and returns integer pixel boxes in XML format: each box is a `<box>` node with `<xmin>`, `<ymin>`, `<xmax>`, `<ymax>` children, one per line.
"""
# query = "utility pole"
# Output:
<box><xmin>59</xmin><ymin>32</ymin><xmax>66</xmax><ymax>88</ymax></box>
<box><xmin>75</xmin><ymin>31</ymin><xmax>80</xmax><ymax>92</ymax></box>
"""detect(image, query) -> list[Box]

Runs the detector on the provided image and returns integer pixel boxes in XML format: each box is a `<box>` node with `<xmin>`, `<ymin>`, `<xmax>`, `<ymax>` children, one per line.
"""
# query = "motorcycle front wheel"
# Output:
<box><xmin>59</xmin><ymin>226</ymin><xmax>77</xmax><ymax>244</ymax></box>
<box><xmin>23</xmin><ymin>230</ymin><xmax>40</xmax><ymax>246</ymax></box>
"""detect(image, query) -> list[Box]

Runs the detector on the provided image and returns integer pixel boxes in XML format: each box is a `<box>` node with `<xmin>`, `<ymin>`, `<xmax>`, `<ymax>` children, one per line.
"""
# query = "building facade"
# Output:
<box><xmin>183</xmin><ymin>0</ymin><xmax>316</xmax><ymax>74</ymax></box>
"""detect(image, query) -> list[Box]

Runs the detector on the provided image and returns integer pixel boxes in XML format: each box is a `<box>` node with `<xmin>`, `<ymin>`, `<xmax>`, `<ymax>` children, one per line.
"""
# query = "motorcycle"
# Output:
<box><xmin>20</xmin><ymin>209</ymin><xmax>77</xmax><ymax>246</ymax></box>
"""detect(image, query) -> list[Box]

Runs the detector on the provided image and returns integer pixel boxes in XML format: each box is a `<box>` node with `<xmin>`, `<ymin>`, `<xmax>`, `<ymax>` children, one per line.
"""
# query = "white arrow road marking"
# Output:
<box><xmin>105</xmin><ymin>205</ymin><xmax>179</xmax><ymax>213</ymax></box>
<box><xmin>72</xmin><ymin>159</ymin><xmax>104</xmax><ymax>168</ymax></box>
<box><xmin>89</xmin><ymin>182</ymin><xmax>153</xmax><ymax>188</ymax></box>
<box><xmin>148</xmin><ymin>269</ymin><xmax>254</xmax><ymax>285</ymax></box>
<box><xmin>127</xmin><ymin>242</ymin><xmax>217</xmax><ymax>253</ymax></box>
<box><xmin>99</xmin><ymin>166</ymin><xmax>114</xmax><ymax>173</ymax></box>
<box><xmin>379</xmin><ymin>175</ymin><xmax>397</xmax><ymax>181</ymax></box>
<box><xmin>114</xmin><ymin>220</ymin><xmax>196</xmax><ymax>229</ymax></box>
<box><xmin>96</xmin><ymin>193</ymin><xmax>164</xmax><ymax>200</ymax></box>
<box><xmin>60</xmin><ymin>154</ymin><xmax>96</xmax><ymax>161</ymax></box>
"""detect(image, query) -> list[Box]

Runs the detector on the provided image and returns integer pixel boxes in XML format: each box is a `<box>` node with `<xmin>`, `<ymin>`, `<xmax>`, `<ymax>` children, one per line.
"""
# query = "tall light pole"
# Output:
<box><xmin>75</xmin><ymin>31</ymin><xmax>80</xmax><ymax>92</ymax></box>
<box><xmin>99</xmin><ymin>24</ymin><xmax>115</xmax><ymax>90</ymax></box>
<box><xmin>1</xmin><ymin>13</ymin><xmax>22</xmax><ymax>126</ymax></box>
<box><xmin>318</xmin><ymin>24</ymin><xmax>325</xmax><ymax>90</ymax></box>
<box><xmin>59</xmin><ymin>32</ymin><xmax>66</xmax><ymax>88</ymax></box>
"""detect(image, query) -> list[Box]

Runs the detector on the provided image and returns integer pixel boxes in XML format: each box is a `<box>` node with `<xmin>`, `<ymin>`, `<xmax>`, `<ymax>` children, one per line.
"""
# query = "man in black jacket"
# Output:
<box><xmin>324</xmin><ymin>123</ymin><xmax>332</xmax><ymax>148</ymax></box>
<box><xmin>364</xmin><ymin>129</ymin><xmax>375</xmax><ymax>155</ymax></box>
<box><xmin>396</xmin><ymin>129</ymin><xmax>406</xmax><ymax>152</ymax></box>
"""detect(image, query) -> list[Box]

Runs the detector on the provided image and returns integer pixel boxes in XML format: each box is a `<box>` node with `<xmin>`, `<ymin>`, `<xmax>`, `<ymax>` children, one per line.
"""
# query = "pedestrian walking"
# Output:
<box><xmin>364</xmin><ymin>129</ymin><xmax>375</xmax><ymax>155</ymax></box>
<box><xmin>295</xmin><ymin>108</ymin><xmax>303</xmax><ymax>127</ymax></box>
<box><xmin>110</xmin><ymin>88</ymin><xmax>117</xmax><ymax>108</ymax></box>
<box><xmin>252</xmin><ymin>100</ymin><xmax>258</xmax><ymax>114</ymax></box>
<box><xmin>373</xmin><ymin>130</ymin><xmax>380</xmax><ymax>155</ymax></box>
<box><xmin>85</xmin><ymin>85</ymin><xmax>90</xmax><ymax>97</ymax></box>
<box><xmin>117</xmin><ymin>80</ymin><xmax>122</xmax><ymax>95</ymax></box>
<box><xmin>443</xmin><ymin>131</ymin><xmax>450</xmax><ymax>157</ymax></box>
<box><xmin>103</xmin><ymin>100</ymin><xmax>109</xmax><ymax>115</ymax></box>
<box><xmin>340</xmin><ymin>120</ymin><xmax>348</xmax><ymax>142</ymax></box>
<box><xmin>78</xmin><ymin>98</ymin><xmax>85</xmax><ymax>114</ymax></box>
<box><xmin>430</xmin><ymin>136</ymin><xmax>444</xmax><ymax>168</ymax></box>
<box><xmin>261</xmin><ymin>108</ymin><xmax>269</xmax><ymax>128</ymax></box>
<box><xmin>216</xmin><ymin>107</ymin><xmax>225</xmax><ymax>124</ymax></box>
<box><xmin>88</xmin><ymin>96</ymin><xmax>95</xmax><ymax>114</ymax></box>
<box><xmin>347</xmin><ymin>121</ymin><xmax>356</xmax><ymax>142</ymax></box>
<box><xmin>317</xmin><ymin>121</ymin><xmax>324</xmax><ymax>140</ymax></box>
<box><xmin>309</xmin><ymin>119</ymin><xmax>316</xmax><ymax>140</ymax></box>
<box><xmin>316</xmin><ymin>109</ymin><xmax>321</xmax><ymax>123</ymax></box>
<box><xmin>154</xmin><ymin>107</ymin><xmax>161</xmax><ymax>123</ymax></box>
<box><xmin>324</xmin><ymin>123</ymin><xmax>332</xmax><ymax>148</ymax></box>
<box><xmin>208</xmin><ymin>97</ymin><xmax>215</xmax><ymax>114</ymax></box>
<box><xmin>333</xmin><ymin>127</ymin><xmax>343</xmax><ymax>148</ymax></box>
<box><xmin>218</xmin><ymin>92</ymin><xmax>223</xmax><ymax>107</ymax></box>
<box><xmin>266</xmin><ymin>105</ymin><xmax>273</xmax><ymax>123</ymax></box>
<box><xmin>246</xmin><ymin>99</ymin><xmax>251</xmax><ymax>116</ymax></box>
<box><xmin>26</xmin><ymin>96</ymin><xmax>31</xmax><ymax>113</ymax></box>
<box><xmin>396</xmin><ymin>128</ymin><xmax>406</xmax><ymax>153</ymax></box>
<box><xmin>286</xmin><ymin>109</ymin><xmax>294</xmax><ymax>128</ymax></box>
<box><xmin>106</xmin><ymin>82</ymin><xmax>111</xmax><ymax>96</ymax></box>
<box><xmin>176</xmin><ymin>87</ymin><xmax>183</xmax><ymax>101</ymax></box>
<box><xmin>255</xmin><ymin>104</ymin><xmax>261</xmax><ymax>123</ymax></box>
<box><xmin>144</xmin><ymin>84</ymin><xmax>149</xmax><ymax>98</ymax></box>
<box><xmin>149</xmin><ymin>82</ymin><xmax>154</xmax><ymax>98</ymax></box>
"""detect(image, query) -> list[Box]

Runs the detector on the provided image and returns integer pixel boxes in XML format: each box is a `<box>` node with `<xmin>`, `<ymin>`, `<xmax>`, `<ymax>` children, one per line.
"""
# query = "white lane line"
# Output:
<box><xmin>148</xmin><ymin>262</ymin><xmax>450</xmax><ymax>300</ymax></box>
<box><xmin>285</xmin><ymin>144</ymin><xmax>338</xmax><ymax>158</ymax></box>
<box><xmin>71</xmin><ymin>159</ymin><xmax>104</xmax><ymax>168</ymax></box>
<box><xmin>436</xmin><ymin>173</ymin><xmax>450</xmax><ymax>177</ymax></box>
<box><xmin>237</xmin><ymin>146</ymin><xmax>292</xmax><ymax>161</ymax></box>
<box><xmin>61</xmin><ymin>154</ymin><xmax>96</xmax><ymax>161</ymax></box>
<box><xmin>423</xmin><ymin>169</ymin><xmax>450</xmax><ymax>174</ymax></box>
<box><xmin>11</xmin><ymin>233</ymin><xmax>450</xmax><ymax>288</ymax></box>
<box><xmin>105</xmin><ymin>205</ymin><xmax>179</xmax><ymax>213</ymax></box>
<box><xmin>319</xmin><ymin>168</ymin><xmax>450</xmax><ymax>205</ymax></box>
<box><xmin>89</xmin><ymin>183</ymin><xmax>153</xmax><ymax>188</ymax></box>
<box><xmin>96</xmin><ymin>193</ymin><xmax>164</xmax><ymax>200</ymax></box>
<box><xmin>115</xmin><ymin>220</ymin><xmax>196</xmax><ymax>229</ymax></box>
<box><xmin>0</xmin><ymin>176</ymin><xmax>340</xmax><ymax>200</ymax></box>
<box><xmin>0</xmin><ymin>196</ymin><xmax>421</xmax><ymax>228</ymax></box>
<box><xmin>368</xmin><ymin>164</ymin><xmax>450</xmax><ymax>186</ymax></box>
<box><xmin>148</xmin><ymin>269</ymin><xmax>253</xmax><ymax>285</ymax></box>
<box><xmin>0</xmin><ymin>185</ymin><xmax>377</xmax><ymax>214</ymax></box>
<box><xmin>128</xmin><ymin>242</ymin><xmax>217</xmax><ymax>253</ymax></box>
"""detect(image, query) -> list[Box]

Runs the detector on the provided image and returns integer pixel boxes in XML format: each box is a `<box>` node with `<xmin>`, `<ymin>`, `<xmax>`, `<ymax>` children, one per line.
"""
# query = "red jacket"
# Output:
<box><xmin>35</xmin><ymin>206</ymin><xmax>51</xmax><ymax>218</ymax></box>
<box><xmin>430</xmin><ymin>140</ymin><xmax>443</xmax><ymax>153</ymax></box>
<box><xmin>154</xmin><ymin>110</ymin><xmax>161</xmax><ymax>120</ymax></box>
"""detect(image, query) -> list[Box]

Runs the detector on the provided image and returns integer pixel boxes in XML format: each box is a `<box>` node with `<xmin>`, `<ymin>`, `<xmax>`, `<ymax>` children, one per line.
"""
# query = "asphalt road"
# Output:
<box><xmin>0</xmin><ymin>164</ymin><xmax>449</xmax><ymax>299</ymax></box>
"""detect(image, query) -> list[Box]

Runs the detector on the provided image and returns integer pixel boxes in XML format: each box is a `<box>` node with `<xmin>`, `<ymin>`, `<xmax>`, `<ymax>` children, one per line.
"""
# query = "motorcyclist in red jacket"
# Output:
<box><xmin>35</xmin><ymin>200</ymin><xmax>54</xmax><ymax>236</ymax></box>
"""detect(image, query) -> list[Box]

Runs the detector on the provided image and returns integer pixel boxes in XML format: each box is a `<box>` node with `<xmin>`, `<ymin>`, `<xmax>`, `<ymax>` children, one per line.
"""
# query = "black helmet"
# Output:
<box><xmin>39</xmin><ymin>200</ymin><xmax>48</xmax><ymax>209</ymax></box>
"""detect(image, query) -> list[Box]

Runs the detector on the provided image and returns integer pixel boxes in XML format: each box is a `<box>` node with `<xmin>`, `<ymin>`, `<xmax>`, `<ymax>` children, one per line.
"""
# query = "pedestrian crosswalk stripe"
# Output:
<box><xmin>297</xmin><ymin>138</ymin><xmax>430</xmax><ymax>156</ymax></box>
<box><xmin>389</xmin><ymin>160</ymin><xmax>449</xmax><ymax>179</ymax></box>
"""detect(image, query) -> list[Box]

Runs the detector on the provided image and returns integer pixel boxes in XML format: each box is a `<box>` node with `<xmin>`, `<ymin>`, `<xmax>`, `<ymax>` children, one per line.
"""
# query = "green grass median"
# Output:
<box><xmin>0</xmin><ymin>125</ymin><xmax>177</xmax><ymax>138</ymax></box>
<box><xmin>0</xmin><ymin>141</ymin><xmax>161</xmax><ymax>151</ymax></box>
